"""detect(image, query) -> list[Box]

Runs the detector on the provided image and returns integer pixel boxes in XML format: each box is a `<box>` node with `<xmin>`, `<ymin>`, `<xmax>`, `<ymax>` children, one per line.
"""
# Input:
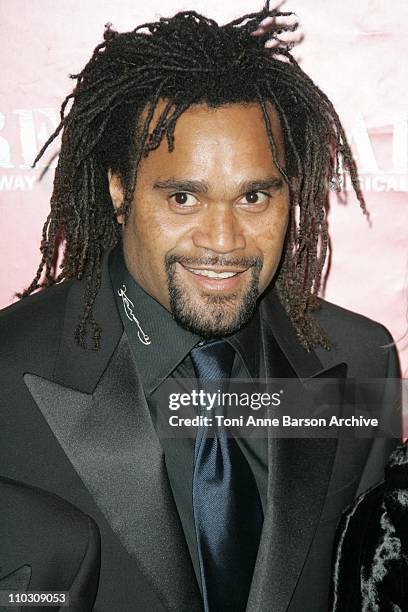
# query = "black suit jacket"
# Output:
<box><xmin>0</xmin><ymin>254</ymin><xmax>401</xmax><ymax>612</ymax></box>
<box><xmin>0</xmin><ymin>476</ymin><xmax>100</xmax><ymax>611</ymax></box>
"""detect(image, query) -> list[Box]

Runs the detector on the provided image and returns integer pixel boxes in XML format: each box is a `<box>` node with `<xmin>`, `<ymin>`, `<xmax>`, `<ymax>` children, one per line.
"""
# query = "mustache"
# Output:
<box><xmin>165</xmin><ymin>254</ymin><xmax>263</xmax><ymax>271</ymax></box>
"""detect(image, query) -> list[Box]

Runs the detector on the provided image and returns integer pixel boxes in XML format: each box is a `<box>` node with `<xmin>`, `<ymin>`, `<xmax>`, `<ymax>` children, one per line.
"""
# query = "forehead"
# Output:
<box><xmin>137</xmin><ymin>100</ymin><xmax>285</xmax><ymax>182</ymax></box>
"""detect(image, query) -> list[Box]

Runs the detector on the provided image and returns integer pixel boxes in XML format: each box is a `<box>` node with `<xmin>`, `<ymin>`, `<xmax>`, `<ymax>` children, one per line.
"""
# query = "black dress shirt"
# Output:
<box><xmin>109</xmin><ymin>243</ymin><xmax>268</xmax><ymax>586</ymax></box>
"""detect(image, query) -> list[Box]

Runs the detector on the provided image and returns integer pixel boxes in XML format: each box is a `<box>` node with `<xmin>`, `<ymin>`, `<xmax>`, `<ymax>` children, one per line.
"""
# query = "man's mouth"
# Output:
<box><xmin>177</xmin><ymin>263</ymin><xmax>250</xmax><ymax>292</ymax></box>
<box><xmin>184</xmin><ymin>267</ymin><xmax>246</xmax><ymax>279</ymax></box>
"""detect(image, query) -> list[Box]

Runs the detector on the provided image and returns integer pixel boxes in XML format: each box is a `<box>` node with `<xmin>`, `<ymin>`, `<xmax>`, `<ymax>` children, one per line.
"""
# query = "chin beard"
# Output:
<box><xmin>165</xmin><ymin>254</ymin><xmax>263</xmax><ymax>337</ymax></box>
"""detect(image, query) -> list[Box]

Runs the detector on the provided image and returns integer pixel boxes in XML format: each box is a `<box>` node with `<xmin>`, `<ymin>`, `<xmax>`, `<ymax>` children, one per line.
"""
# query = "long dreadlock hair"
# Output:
<box><xmin>21</xmin><ymin>2</ymin><xmax>367</xmax><ymax>351</ymax></box>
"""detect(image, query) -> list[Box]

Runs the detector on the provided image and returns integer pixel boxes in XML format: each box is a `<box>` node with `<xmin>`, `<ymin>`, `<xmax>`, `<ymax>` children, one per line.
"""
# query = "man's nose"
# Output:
<box><xmin>192</xmin><ymin>205</ymin><xmax>246</xmax><ymax>253</ymax></box>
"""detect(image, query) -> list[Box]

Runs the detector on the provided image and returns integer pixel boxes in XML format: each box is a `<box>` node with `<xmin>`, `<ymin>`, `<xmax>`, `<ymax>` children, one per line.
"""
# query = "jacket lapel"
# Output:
<box><xmin>247</xmin><ymin>290</ymin><xmax>347</xmax><ymax>612</ymax></box>
<box><xmin>23</xmin><ymin>254</ymin><xmax>202</xmax><ymax>612</ymax></box>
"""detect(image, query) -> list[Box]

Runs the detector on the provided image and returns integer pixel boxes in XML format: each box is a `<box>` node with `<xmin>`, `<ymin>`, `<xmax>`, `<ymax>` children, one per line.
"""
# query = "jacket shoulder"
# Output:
<box><xmin>312</xmin><ymin>298</ymin><xmax>398</xmax><ymax>376</ymax></box>
<box><xmin>0</xmin><ymin>281</ymin><xmax>75</xmax><ymax>369</ymax></box>
<box><xmin>314</xmin><ymin>298</ymin><xmax>394</xmax><ymax>345</ymax></box>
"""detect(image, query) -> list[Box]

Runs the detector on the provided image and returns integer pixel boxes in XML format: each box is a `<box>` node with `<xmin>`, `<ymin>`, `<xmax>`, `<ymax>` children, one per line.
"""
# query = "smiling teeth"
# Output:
<box><xmin>187</xmin><ymin>268</ymin><xmax>239</xmax><ymax>279</ymax></box>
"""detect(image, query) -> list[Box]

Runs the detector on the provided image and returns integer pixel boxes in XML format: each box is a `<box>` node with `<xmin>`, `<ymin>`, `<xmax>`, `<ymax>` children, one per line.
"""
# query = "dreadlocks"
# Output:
<box><xmin>21</xmin><ymin>1</ymin><xmax>367</xmax><ymax>351</ymax></box>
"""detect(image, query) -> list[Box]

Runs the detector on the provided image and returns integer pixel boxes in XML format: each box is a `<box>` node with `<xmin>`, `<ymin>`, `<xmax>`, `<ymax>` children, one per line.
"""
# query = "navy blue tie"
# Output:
<box><xmin>190</xmin><ymin>340</ymin><xmax>264</xmax><ymax>612</ymax></box>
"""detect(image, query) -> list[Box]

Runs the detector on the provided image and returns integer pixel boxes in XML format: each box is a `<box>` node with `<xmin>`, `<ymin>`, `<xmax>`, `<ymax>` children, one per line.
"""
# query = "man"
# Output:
<box><xmin>0</xmin><ymin>4</ymin><xmax>401</xmax><ymax>612</ymax></box>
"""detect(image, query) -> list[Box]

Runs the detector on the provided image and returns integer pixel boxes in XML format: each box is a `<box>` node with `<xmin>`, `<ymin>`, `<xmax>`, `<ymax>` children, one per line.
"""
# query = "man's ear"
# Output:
<box><xmin>108</xmin><ymin>169</ymin><xmax>125</xmax><ymax>225</ymax></box>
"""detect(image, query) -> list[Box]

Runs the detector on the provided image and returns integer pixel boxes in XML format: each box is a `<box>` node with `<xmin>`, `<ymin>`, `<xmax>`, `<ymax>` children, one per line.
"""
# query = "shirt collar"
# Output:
<box><xmin>109</xmin><ymin>243</ymin><xmax>260</xmax><ymax>392</ymax></box>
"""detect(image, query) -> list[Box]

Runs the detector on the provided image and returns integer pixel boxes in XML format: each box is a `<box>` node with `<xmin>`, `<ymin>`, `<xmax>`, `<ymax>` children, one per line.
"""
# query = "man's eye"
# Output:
<box><xmin>239</xmin><ymin>191</ymin><xmax>269</xmax><ymax>205</ymax></box>
<box><xmin>170</xmin><ymin>192</ymin><xmax>198</xmax><ymax>206</ymax></box>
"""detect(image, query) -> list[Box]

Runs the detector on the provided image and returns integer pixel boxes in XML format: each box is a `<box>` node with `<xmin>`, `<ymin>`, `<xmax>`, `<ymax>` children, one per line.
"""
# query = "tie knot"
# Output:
<box><xmin>190</xmin><ymin>339</ymin><xmax>235</xmax><ymax>382</ymax></box>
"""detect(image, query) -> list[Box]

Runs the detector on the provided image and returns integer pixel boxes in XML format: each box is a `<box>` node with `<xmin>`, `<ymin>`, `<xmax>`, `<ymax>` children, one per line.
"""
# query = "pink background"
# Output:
<box><xmin>1</xmin><ymin>0</ymin><xmax>407</xmax><ymax>379</ymax></box>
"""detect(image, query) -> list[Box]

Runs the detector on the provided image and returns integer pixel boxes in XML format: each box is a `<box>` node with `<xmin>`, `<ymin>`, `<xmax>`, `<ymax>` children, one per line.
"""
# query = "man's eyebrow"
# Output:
<box><xmin>152</xmin><ymin>177</ymin><xmax>284</xmax><ymax>194</ymax></box>
<box><xmin>153</xmin><ymin>179</ymin><xmax>209</xmax><ymax>194</ymax></box>
<box><xmin>238</xmin><ymin>177</ymin><xmax>284</xmax><ymax>192</ymax></box>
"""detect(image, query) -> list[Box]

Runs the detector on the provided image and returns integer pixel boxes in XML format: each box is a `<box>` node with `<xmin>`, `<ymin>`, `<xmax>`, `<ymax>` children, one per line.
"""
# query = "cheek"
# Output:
<box><xmin>126</xmin><ymin>202</ymin><xmax>188</xmax><ymax>279</ymax></box>
<box><xmin>261</xmin><ymin>208</ymin><xmax>289</xmax><ymax>243</ymax></box>
<box><xmin>122</xmin><ymin>207</ymin><xmax>160</xmax><ymax>283</ymax></box>
<box><xmin>126</xmin><ymin>202</ymin><xmax>165</xmax><ymax>264</ymax></box>
<box><xmin>256</xmin><ymin>212</ymin><xmax>289</xmax><ymax>273</ymax></box>
<box><xmin>132</xmin><ymin>197</ymin><xmax>184</xmax><ymax>242</ymax></box>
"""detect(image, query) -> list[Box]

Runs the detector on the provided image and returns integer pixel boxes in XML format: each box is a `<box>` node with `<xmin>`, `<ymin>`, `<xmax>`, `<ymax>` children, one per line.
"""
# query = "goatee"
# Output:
<box><xmin>165</xmin><ymin>254</ymin><xmax>263</xmax><ymax>337</ymax></box>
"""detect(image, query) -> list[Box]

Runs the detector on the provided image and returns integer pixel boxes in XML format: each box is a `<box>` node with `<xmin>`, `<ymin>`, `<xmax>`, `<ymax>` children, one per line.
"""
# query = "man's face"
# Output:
<box><xmin>109</xmin><ymin>101</ymin><xmax>289</xmax><ymax>337</ymax></box>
